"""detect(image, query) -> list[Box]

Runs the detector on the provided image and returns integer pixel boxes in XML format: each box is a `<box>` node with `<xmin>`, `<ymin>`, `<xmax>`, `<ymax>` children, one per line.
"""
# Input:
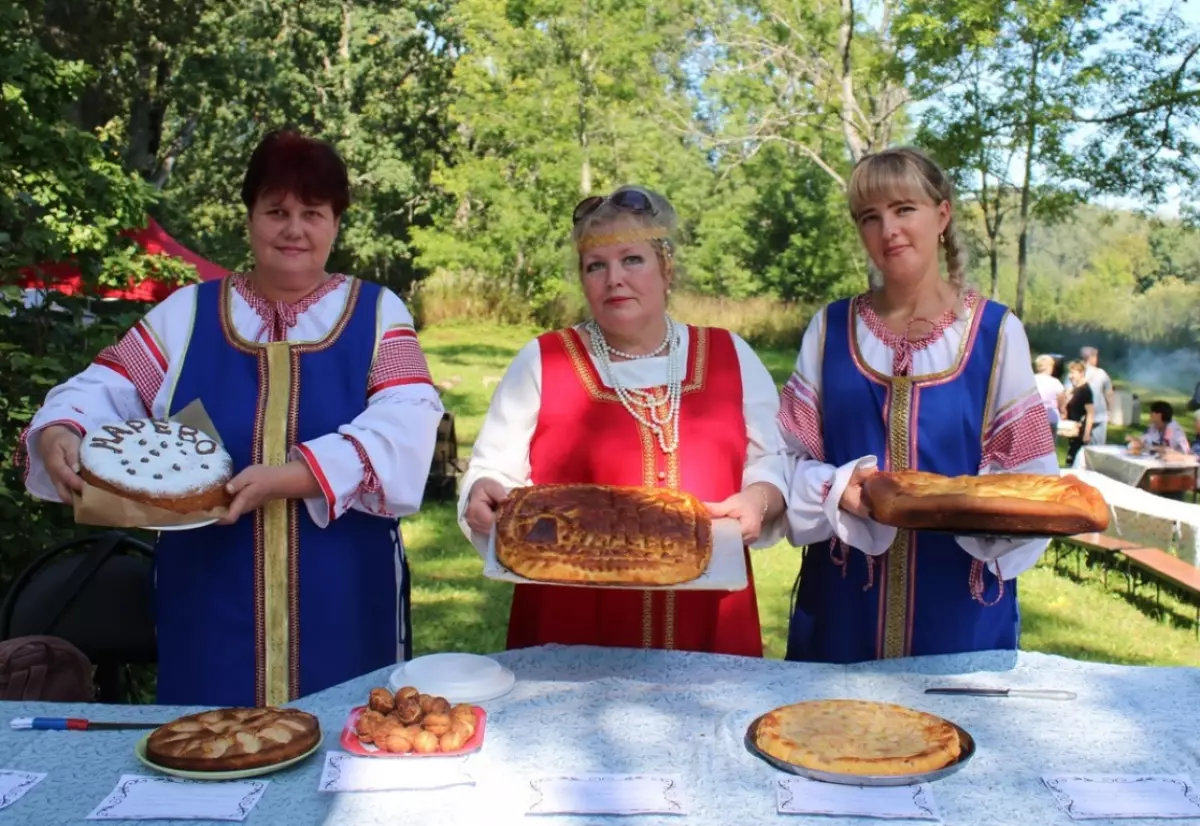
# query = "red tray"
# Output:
<box><xmin>339</xmin><ymin>705</ymin><xmax>487</xmax><ymax>758</ymax></box>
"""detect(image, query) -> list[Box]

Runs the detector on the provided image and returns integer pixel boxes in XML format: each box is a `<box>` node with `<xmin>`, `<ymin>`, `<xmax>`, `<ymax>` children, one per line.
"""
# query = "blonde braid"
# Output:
<box><xmin>943</xmin><ymin>216</ymin><xmax>967</xmax><ymax>294</ymax></box>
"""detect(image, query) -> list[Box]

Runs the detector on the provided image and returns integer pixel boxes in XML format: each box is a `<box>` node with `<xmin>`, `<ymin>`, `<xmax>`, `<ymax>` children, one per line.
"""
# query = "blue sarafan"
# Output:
<box><xmin>154</xmin><ymin>278</ymin><xmax>411</xmax><ymax>707</ymax></box>
<box><xmin>787</xmin><ymin>296</ymin><xmax>1021</xmax><ymax>664</ymax></box>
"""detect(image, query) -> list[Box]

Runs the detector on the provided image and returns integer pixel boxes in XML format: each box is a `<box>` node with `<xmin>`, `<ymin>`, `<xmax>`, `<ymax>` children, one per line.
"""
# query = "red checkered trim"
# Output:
<box><xmin>343</xmin><ymin>434</ymin><xmax>388</xmax><ymax>516</ymax></box>
<box><xmin>970</xmin><ymin>557</ymin><xmax>1005</xmax><ymax>606</ymax></box>
<box><xmin>981</xmin><ymin>392</ymin><xmax>1055</xmax><ymax>470</ymax></box>
<box><xmin>368</xmin><ymin>326</ymin><xmax>433</xmax><ymax>396</ymax></box>
<box><xmin>295</xmin><ymin>443</ymin><xmax>336</xmax><ymax>525</ymax></box>
<box><xmin>820</xmin><ymin>479</ymin><xmax>833</xmax><ymax>503</ymax></box>
<box><xmin>93</xmin><ymin>320</ymin><xmax>165</xmax><ymax>413</ymax></box>
<box><xmin>778</xmin><ymin>374</ymin><xmax>824</xmax><ymax>462</ymax></box>
<box><xmin>855</xmin><ymin>292</ymin><xmax>980</xmax><ymax>375</ymax></box>
<box><xmin>232</xmin><ymin>273</ymin><xmax>347</xmax><ymax>342</ymax></box>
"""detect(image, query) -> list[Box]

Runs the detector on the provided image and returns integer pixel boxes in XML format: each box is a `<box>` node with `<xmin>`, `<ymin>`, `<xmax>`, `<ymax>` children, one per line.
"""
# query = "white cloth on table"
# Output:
<box><xmin>779</xmin><ymin>297</ymin><xmax>1059</xmax><ymax>579</ymax></box>
<box><xmin>457</xmin><ymin>325</ymin><xmax>791</xmax><ymax>557</ymax></box>
<box><xmin>22</xmin><ymin>276</ymin><xmax>444</xmax><ymax>527</ymax></box>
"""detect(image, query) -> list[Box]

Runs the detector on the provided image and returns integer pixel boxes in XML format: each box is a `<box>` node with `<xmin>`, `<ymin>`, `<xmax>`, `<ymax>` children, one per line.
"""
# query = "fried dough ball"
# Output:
<box><xmin>395</xmin><ymin>685</ymin><xmax>420</xmax><ymax>704</ymax></box>
<box><xmin>368</xmin><ymin>687</ymin><xmax>395</xmax><ymax>714</ymax></box>
<box><xmin>422</xmin><ymin>712</ymin><xmax>452</xmax><ymax>736</ymax></box>
<box><xmin>403</xmin><ymin>724</ymin><xmax>424</xmax><ymax>740</ymax></box>
<box><xmin>356</xmin><ymin>709</ymin><xmax>386</xmax><ymax>744</ymax></box>
<box><xmin>371</xmin><ymin>716</ymin><xmax>407</xmax><ymax>750</ymax></box>
<box><xmin>418</xmin><ymin>694</ymin><xmax>438</xmax><ymax>714</ymax></box>
<box><xmin>412</xmin><ymin>729</ymin><xmax>439</xmax><ymax>754</ymax></box>
<box><xmin>451</xmin><ymin>716</ymin><xmax>476</xmax><ymax>740</ymax></box>
<box><xmin>376</xmin><ymin>728</ymin><xmax>413</xmax><ymax>754</ymax></box>
<box><xmin>427</xmin><ymin>697</ymin><xmax>450</xmax><ymax>715</ymax></box>
<box><xmin>393</xmin><ymin>698</ymin><xmax>423</xmax><ymax>725</ymax></box>
<box><xmin>451</xmin><ymin>703</ymin><xmax>475</xmax><ymax>720</ymax></box>
<box><xmin>439</xmin><ymin>728</ymin><xmax>469</xmax><ymax>752</ymax></box>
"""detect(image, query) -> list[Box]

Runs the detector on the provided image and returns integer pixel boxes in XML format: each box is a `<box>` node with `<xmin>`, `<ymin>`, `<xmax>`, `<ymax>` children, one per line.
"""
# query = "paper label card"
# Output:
<box><xmin>87</xmin><ymin>775</ymin><xmax>268</xmax><ymax>821</ymax></box>
<box><xmin>0</xmin><ymin>770</ymin><xmax>45</xmax><ymax>811</ymax></box>
<box><xmin>776</xmin><ymin>777</ymin><xmax>941</xmax><ymax>821</ymax></box>
<box><xmin>1043</xmin><ymin>775</ymin><xmax>1200</xmax><ymax>820</ymax></box>
<box><xmin>527</xmin><ymin>774</ymin><xmax>688</xmax><ymax>816</ymax></box>
<box><xmin>317</xmin><ymin>752</ymin><xmax>474</xmax><ymax>792</ymax></box>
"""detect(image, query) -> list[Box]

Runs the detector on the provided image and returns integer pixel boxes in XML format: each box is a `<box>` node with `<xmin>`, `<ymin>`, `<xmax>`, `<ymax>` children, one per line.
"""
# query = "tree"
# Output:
<box><xmin>914</xmin><ymin>0</ymin><xmax>1200</xmax><ymax>317</ymax></box>
<box><xmin>411</xmin><ymin>0</ymin><xmax>706</xmax><ymax>316</ymax></box>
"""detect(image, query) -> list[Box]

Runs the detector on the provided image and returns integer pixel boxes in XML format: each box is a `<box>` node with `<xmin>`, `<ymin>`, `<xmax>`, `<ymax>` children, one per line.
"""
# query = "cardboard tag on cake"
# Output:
<box><xmin>73</xmin><ymin>399</ymin><xmax>231</xmax><ymax>530</ymax></box>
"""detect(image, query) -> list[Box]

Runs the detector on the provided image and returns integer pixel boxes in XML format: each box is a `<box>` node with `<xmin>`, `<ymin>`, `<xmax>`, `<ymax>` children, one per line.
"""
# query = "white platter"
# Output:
<box><xmin>484</xmin><ymin>517</ymin><xmax>748</xmax><ymax>591</ymax></box>
<box><xmin>387</xmin><ymin>653</ymin><xmax>515</xmax><ymax>703</ymax></box>
<box><xmin>144</xmin><ymin>518</ymin><xmax>219</xmax><ymax>532</ymax></box>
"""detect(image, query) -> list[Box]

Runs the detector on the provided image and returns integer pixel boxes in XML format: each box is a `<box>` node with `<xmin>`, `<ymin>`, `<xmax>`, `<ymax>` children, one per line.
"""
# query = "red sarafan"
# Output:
<box><xmin>240</xmin><ymin>129</ymin><xmax>351</xmax><ymax>216</ymax></box>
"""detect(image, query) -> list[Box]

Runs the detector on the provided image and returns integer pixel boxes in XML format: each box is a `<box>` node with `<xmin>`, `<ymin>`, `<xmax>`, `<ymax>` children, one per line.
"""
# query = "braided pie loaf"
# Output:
<box><xmin>495</xmin><ymin>484</ymin><xmax>713</xmax><ymax>586</ymax></box>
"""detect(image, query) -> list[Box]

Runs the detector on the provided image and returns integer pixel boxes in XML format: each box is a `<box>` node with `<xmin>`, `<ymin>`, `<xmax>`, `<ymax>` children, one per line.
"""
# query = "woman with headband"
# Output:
<box><xmin>458</xmin><ymin>186</ymin><xmax>789</xmax><ymax>655</ymax></box>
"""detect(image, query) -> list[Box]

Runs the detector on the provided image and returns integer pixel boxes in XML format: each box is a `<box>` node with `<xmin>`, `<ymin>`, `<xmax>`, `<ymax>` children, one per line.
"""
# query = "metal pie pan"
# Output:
<box><xmin>744</xmin><ymin>714</ymin><xmax>976</xmax><ymax>787</ymax></box>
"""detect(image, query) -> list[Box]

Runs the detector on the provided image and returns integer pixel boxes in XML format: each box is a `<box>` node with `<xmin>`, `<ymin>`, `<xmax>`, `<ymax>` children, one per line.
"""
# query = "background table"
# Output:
<box><xmin>1077</xmin><ymin>445</ymin><xmax>1199</xmax><ymax>491</ymax></box>
<box><xmin>0</xmin><ymin>645</ymin><xmax>1196</xmax><ymax>825</ymax></box>
<box><xmin>1067</xmin><ymin>467</ymin><xmax>1200</xmax><ymax>566</ymax></box>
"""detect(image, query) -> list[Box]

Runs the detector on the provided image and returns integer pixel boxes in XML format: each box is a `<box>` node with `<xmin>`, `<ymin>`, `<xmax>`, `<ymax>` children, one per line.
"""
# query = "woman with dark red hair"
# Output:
<box><xmin>22</xmin><ymin>130</ymin><xmax>444</xmax><ymax>706</ymax></box>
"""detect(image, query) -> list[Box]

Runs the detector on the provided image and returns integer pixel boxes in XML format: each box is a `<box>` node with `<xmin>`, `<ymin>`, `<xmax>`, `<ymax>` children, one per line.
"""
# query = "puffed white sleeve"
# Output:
<box><xmin>955</xmin><ymin>312</ymin><xmax>1058</xmax><ymax>580</ymax></box>
<box><xmin>455</xmin><ymin>339</ymin><xmax>543</xmax><ymax>557</ymax></box>
<box><xmin>21</xmin><ymin>287</ymin><xmax>195</xmax><ymax>502</ymax></box>
<box><xmin>778</xmin><ymin>310</ymin><xmax>897</xmax><ymax>554</ymax></box>
<box><xmin>731</xmin><ymin>334</ymin><xmax>790</xmax><ymax>547</ymax></box>
<box><xmin>289</xmin><ymin>288</ymin><xmax>444</xmax><ymax>527</ymax></box>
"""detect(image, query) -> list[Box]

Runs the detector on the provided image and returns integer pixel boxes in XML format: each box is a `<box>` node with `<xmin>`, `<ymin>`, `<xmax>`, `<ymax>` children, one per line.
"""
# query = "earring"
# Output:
<box><xmin>939</xmin><ymin>233</ymin><xmax>945</xmax><ymax>244</ymax></box>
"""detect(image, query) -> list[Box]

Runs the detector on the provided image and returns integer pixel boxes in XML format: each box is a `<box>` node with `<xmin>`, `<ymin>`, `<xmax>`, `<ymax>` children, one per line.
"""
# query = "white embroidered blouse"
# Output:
<box><xmin>22</xmin><ymin>274</ymin><xmax>445</xmax><ymax>527</ymax></box>
<box><xmin>457</xmin><ymin>326</ymin><xmax>791</xmax><ymax>556</ymax></box>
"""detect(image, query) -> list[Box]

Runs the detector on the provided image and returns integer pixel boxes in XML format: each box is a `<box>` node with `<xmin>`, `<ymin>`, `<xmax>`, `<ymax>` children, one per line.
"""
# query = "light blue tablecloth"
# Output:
<box><xmin>0</xmin><ymin>645</ymin><xmax>1196</xmax><ymax>825</ymax></box>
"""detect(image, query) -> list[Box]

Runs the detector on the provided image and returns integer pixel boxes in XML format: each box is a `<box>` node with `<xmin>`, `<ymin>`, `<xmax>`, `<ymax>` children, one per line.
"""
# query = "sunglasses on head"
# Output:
<box><xmin>572</xmin><ymin>189</ymin><xmax>656</xmax><ymax>224</ymax></box>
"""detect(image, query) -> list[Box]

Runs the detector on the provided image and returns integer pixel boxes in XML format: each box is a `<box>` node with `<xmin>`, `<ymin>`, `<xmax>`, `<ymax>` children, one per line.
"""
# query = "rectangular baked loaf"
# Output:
<box><xmin>494</xmin><ymin>483</ymin><xmax>713</xmax><ymax>586</ymax></box>
<box><xmin>862</xmin><ymin>471</ymin><xmax>1110</xmax><ymax>536</ymax></box>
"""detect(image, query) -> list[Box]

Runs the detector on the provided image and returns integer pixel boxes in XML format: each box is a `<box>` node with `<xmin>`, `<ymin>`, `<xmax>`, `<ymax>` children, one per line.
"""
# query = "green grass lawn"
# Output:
<box><xmin>410</xmin><ymin>323</ymin><xmax>1200</xmax><ymax>667</ymax></box>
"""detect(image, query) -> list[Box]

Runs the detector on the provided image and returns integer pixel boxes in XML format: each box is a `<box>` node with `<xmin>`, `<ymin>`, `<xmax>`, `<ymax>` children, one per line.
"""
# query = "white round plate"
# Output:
<box><xmin>387</xmin><ymin>653</ymin><xmax>515</xmax><ymax>703</ymax></box>
<box><xmin>144</xmin><ymin>518</ymin><xmax>219</xmax><ymax>532</ymax></box>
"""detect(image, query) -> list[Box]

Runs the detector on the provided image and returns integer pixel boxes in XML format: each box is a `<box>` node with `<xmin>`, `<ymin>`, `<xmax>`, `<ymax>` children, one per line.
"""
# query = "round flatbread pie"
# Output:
<box><xmin>146</xmin><ymin>707</ymin><xmax>320</xmax><ymax>772</ymax></box>
<box><xmin>752</xmin><ymin>699</ymin><xmax>962</xmax><ymax>776</ymax></box>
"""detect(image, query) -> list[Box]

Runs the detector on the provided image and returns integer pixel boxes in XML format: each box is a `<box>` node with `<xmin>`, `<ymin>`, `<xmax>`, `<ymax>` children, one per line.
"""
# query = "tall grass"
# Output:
<box><xmin>408</xmin><ymin>270</ymin><xmax>814</xmax><ymax>350</ymax></box>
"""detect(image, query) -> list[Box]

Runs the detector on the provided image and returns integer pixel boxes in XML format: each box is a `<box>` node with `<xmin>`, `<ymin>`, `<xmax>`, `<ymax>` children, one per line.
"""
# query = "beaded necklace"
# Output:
<box><xmin>584</xmin><ymin>316</ymin><xmax>682</xmax><ymax>454</ymax></box>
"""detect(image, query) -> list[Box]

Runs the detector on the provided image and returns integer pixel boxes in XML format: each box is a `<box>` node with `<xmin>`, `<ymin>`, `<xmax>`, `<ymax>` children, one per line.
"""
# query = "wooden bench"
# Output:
<box><xmin>1120</xmin><ymin>547</ymin><xmax>1200</xmax><ymax>635</ymax></box>
<box><xmin>1057</xmin><ymin>532</ymin><xmax>1148</xmax><ymax>585</ymax></box>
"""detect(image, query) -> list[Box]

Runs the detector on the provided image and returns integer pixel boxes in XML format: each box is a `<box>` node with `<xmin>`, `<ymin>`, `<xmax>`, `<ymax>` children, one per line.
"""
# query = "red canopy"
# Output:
<box><xmin>16</xmin><ymin>218</ymin><xmax>229</xmax><ymax>303</ymax></box>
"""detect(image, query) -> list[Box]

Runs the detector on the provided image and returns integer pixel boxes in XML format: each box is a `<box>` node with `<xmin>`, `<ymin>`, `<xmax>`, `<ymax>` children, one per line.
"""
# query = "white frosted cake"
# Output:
<box><xmin>79</xmin><ymin>419</ymin><xmax>233</xmax><ymax>514</ymax></box>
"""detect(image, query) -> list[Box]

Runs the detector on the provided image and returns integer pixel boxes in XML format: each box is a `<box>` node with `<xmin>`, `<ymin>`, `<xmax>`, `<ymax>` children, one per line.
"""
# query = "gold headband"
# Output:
<box><xmin>576</xmin><ymin>226</ymin><xmax>670</xmax><ymax>252</ymax></box>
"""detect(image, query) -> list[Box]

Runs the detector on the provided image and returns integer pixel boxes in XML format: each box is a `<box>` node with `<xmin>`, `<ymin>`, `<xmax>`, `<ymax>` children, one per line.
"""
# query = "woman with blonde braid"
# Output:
<box><xmin>778</xmin><ymin>147</ymin><xmax>1058</xmax><ymax>663</ymax></box>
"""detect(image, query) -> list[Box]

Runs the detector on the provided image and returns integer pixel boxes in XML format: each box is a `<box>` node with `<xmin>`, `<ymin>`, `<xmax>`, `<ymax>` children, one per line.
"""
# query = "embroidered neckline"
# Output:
<box><xmin>231</xmin><ymin>273</ymin><xmax>347</xmax><ymax>343</ymax></box>
<box><xmin>854</xmin><ymin>291</ymin><xmax>980</xmax><ymax>376</ymax></box>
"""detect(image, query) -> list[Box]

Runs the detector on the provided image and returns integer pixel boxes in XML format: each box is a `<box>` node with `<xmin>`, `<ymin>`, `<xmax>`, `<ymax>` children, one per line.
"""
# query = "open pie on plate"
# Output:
<box><xmin>752</xmin><ymin>699</ymin><xmax>962</xmax><ymax>776</ymax></box>
<box><xmin>494</xmin><ymin>483</ymin><xmax>713</xmax><ymax>586</ymax></box>
<box><xmin>863</xmin><ymin>471</ymin><xmax>1109</xmax><ymax>535</ymax></box>
<box><xmin>146</xmin><ymin>707</ymin><xmax>320</xmax><ymax>772</ymax></box>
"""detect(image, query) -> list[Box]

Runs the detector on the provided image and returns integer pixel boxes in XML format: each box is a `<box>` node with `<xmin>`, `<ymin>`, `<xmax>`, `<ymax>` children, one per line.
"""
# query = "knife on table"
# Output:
<box><xmin>10</xmin><ymin>717</ymin><xmax>164</xmax><ymax>731</ymax></box>
<box><xmin>925</xmin><ymin>687</ymin><xmax>1077</xmax><ymax>701</ymax></box>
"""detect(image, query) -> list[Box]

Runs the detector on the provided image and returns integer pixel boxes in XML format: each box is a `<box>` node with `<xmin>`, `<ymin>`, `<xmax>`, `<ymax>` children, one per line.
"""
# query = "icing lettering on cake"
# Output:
<box><xmin>81</xmin><ymin>418</ymin><xmax>232</xmax><ymax>497</ymax></box>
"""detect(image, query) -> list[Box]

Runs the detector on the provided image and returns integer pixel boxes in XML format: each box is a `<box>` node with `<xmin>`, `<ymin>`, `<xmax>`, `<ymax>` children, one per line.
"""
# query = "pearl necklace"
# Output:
<box><xmin>585</xmin><ymin>316</ymin><xmax>683</xmax><ymax>454</ymax></box>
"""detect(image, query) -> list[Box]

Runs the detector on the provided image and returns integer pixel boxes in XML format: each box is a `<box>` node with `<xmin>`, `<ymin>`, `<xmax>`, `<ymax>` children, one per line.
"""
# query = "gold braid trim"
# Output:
<box><xmin>576</xmin><ymin>226</ymin><xmax>669</xmax><ymax>252</ymax></box>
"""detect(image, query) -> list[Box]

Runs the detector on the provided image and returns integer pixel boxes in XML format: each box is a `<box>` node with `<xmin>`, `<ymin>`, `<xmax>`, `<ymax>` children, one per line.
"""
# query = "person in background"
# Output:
<box><xmin>21</xmin><ymin>129</ymin><xmax>444</xmax><ymax>707</ymax></box>
<box><xmin>1192</xmin><ymin>412</ymin><xmax>1200</xmax><ymax>458</ymax></box>
<box><xmin>1063</xmin><ymin>360</ymin><xmax>1095</xmax><ymax>467</ymax></box>
<box><xmin>1034</xmin><ymin>354</ymin><xmax>1065</xmax><ymax>444</ymax></box>
<box><xmin>777</xmin><ymin>147</ymin><xmax>1058</xmax><ymax>664</ymax></box>
<box><xmin>1080</xmin><ymin>346</ymin><xmax>1113</xmax><ymax>445</ymax></box>
<box><xmin>1130</xmin><ymin>401</ymin><xmax>1191</xmax><ymax>454</ymax></box>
